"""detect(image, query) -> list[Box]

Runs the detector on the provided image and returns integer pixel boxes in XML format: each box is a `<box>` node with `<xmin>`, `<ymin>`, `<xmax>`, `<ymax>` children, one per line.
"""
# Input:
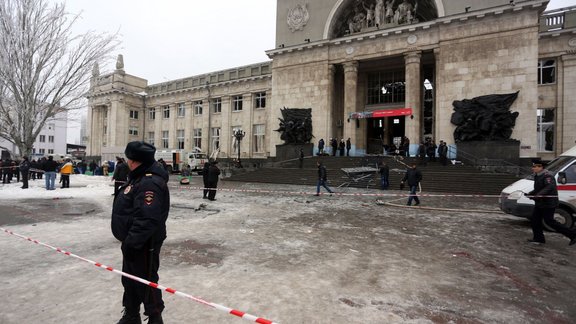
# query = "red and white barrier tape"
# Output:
<box><xmin>0</xmin><ymin>228</ymin><xmax>278</xmax><ymax>324</ymax></box>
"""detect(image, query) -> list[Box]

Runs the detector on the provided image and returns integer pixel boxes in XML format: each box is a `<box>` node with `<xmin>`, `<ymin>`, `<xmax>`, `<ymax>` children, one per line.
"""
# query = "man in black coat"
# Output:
<box><xmin>526</xmin><ymin>160</ymin><xmax>576</xmax><ymax>246</ymax></box>
<box><xmin>111</xmin><ymin>141</ymin><xmax>170</xmax><ymax>324</ymax></box>
<box><xmin>20</xmin><ymin>156</ymin><xmax>30</xmax><ymax>189</ymax></box>
<box><xmin>401</xmin><ymin>163</ymin><xmax>422</xmax><ymax>206</ymax></box>
<box><xmin>379</xmin><ymin>161</ymin><xmax>389</xmax><ymax>190</ymax></box>
<box><xmin>206</xmin><ymin>161</ymin><xmax>221</xmax><ymax>201</ymax></box>
<box><xmin>112</xmin><ymin>157</ymin><xmax>130</xmax><ymax>197</ymax></box>
<box><xmin>202</xmin><ymin>161</ymin><xmax>211</xmax><ymax>199</ymax></box>
<box><xmin>315</xmin><ymin>161</ymin><xmax>334</xmax><ymax>196</ymax></box>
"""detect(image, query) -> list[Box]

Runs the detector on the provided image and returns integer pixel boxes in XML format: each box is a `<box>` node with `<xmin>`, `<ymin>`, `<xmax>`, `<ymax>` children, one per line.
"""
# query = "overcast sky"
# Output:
<box><xmin>63</xmin><ymin>0</ymin><xmax>574</xmax><ymax>143</ymax></box>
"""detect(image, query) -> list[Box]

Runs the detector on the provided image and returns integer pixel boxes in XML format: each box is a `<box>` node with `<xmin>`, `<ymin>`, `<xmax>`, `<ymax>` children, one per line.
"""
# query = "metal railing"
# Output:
<box><xmin>540</xmin><ymin>5</ymin><xmax>576</xmax><ymax>32</ymax></box>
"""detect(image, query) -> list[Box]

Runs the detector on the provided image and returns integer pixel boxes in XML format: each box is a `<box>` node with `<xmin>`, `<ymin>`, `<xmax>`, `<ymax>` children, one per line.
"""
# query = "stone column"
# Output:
<box><xmin>343</xmin><ymin>61</ymin><xmax>359</xmax><ymax>150</ymax></box>
<box><xmin>325</xmin><ymin>64</ymin><xmax>336</xmax><ymax>148</ymax></box>
<box><xmin>560</xmin><ymin>54</ymin><xmax>576</xmax><ymax>153</ymax></box>
<box><xmin>404</xmin><ymin>51</ymin><xmax>422</xmax><ymax>147</ymax></box>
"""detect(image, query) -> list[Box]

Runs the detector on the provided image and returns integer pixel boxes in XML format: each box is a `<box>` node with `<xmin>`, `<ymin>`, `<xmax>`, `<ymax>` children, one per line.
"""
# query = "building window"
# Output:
<box><xmin>177</xmin><ymin>129</ymin><xmax>185</xmax><ymax>149</ymax></box>
<box><xmin>255</xmin><ymin>92</ymin><xmax>266</xmax><ymax>108</ymax></box>
<box><xmin>538</xmin><ymin>59</ymin><xmax>556</xmax><ymax>85</ymax></box>
<box><xmin>193</xmin><ymin>128</ymin><xmax>202</xmax><ymax>150</ymax></box>
<box><xmin>129</xmin><ymin>127</ymin><xmax>139</xmax><ymax>136</ymax></box>
<box><xmin>194</xmin><ymin>100</ymin><xmax>203</xmax><ymax>115</ymax></box>
<box><xmin>162</xmin><ymin>130</ymin><xmax>169</xmax><ymax>149</ymax></box>
<box><xmin>367</xmin><ymin>71</ymin><xmax>406</xmax><ymax>105</ymax></box>
<box><xmin>177</xmin><ymin>103</ymin><xmax>185</xmax><ymax>118</ymax></box>
<box><xmin>211</xmin><ymin>127</ymin><xmax>220</xmax><ymax>152</ymax></box>
<box><xmin>148</xmin><ymin>132</ymin><xmax>155</xmax><ymax>146</ymax></box>
<box><xmin>130</xmin><ymin>110</ymin><xmax>139</xmax><ymax>119</ymax></box>
<box><xmin>39</xmin><ymin>135</ymin><xmax>45</xmax><ymax>143</ymax></box>
<box><xmin>212</xmin><ymin>98</ymin><xmax>222</xmax><ymax>113</ymax></box>
<box><xmin>233</xmin><ymin>95</ymin><xmax>243</xmax><ymax>111</ymax></box>
<box><xmin>39</xmin><ymin>148</ymin><xmax>45</xmax><ymax>154</ymax></box>
<box><xmin>537</xmin><ymin>108</ymin><xmax>554</xmax><ymax>152</ymax></box>
<box><xmin>47</xmin><ymin>149</ymin><xmax>53</xmax><ymax>154</ymax></box>
<box><xmin>149</xmin><ymin>108</ymin><xmax>156</xmax><ymax>120</ymax></box>
<box><xmin>48</xmin><ymin>135</ymin><xmax>54</xmax><ymax>143</ymax></box>
<box><xmin>163</xmin><ymin>105</ymin><xmax>170</xmax><ymax>119</ymax></box>
<box><xmin>253</xmin><ymin>124</ymin><xmax>265</xmax><ymax>153</ymax></box>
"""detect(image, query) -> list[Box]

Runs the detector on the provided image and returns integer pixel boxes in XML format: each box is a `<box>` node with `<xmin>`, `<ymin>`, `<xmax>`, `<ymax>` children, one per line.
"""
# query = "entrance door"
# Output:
<box><xmin>366</xmin><ymin>116</ymin><xmax>405</xmax><ymax>154</ymax></box>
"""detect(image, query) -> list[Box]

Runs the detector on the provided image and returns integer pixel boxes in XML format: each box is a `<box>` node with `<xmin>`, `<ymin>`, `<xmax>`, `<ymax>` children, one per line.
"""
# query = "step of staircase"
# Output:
<box><xmin>227</xmin><ymin>156</ymin><xmax>522</xmax><ymax>195</ymax></box>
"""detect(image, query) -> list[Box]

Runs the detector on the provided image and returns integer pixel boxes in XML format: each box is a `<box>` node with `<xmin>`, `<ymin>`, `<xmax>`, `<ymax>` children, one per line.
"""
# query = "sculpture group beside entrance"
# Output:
<box><xmin>275</xmin><ymin>107</ymin><xmax>313</xmax><ymax>144</ymax></box>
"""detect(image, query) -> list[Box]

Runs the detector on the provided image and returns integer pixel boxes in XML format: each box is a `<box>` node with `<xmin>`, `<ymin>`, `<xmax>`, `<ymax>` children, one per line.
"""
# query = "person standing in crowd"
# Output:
<box><xmin>331</xmin><ymin>138</ymin><xmax>338</xmax><ymax>156</ymax></box>
<box><xmin>402</xmin><ymin>136</ymin><xmax>410</xmax><ymax>157</ymax></box>
<box><xmin>426</xmin><ymin>139</ymin><xmax>437</xmax><ymax>162</ymax></box>
<box><xmin>339</xmin><ymin>139</ymin><xmax>346</xmax><ymax>156</ymax></box>
<box><xmin>206</xmin><ymin>160</ymin><xmax>221</xmax><ymax>201</ymax></box>
<box><xmin>30</xmin><ymin>159</ymin><xmax>38</xmax><ymax>180</ymax></box>
<box><xmin>76</xmin><ymin>160</ymin><xmax>86</xmax><ymax>174</ymax></box>
<box><xmin>13</xmin><ymin>160</ymin><xmax>20</xmax><ymax>183</ymax></box>
<box><xmin>379</xmin><ymin>161</ymin><xmax>389</xmax><ymax>190</ymax></box>
<box><xmin>318</xmin><ymin>138</ymin><xmax>325</xmax><ymax>155</ymax></box>
<box><xmin>438</xmin><ymin>140</ymin><xmax>448</xmax><ymax>166</ymax></box>
<box><xmin>402</xmin><ymin>163</ymin><xmax>422</xmax><ymax>206</ymax></box>
<box><xmin>102</xmin><ymin>161</ymin><xmax>109</xmax><ymax>176</ymax></box>
<box><xmin>20</xmin><ymin>156</ymin><xmax>30</xmax><ymax>189</ymax></box>
<box><xmin>43</xmin><ymin>156</ymin><xmax>59</xmax><ymax>190</ymax></box>
<box><xmin>202</xmin><ymin>161</ymin><xmax>211</xmax><ymax>199</ymax></box>
<box><xmin>315</xmin><ymin>160</ymin><xmax>334</xmax><ymax>196</ymax></box>
<box><xmin>38</xmin><ymin>157</ymin><xmax>46</xmax><ymax>179</ymax></box>
<box><xmin>89</xmin><ymin>160</ymin><xmax>98</xmax><ymax>175</ymax></box>
<box><xmin>526</xmin><ymin>160</ymin><xmax>576</xmax><ymax>246</ymax></box>
<box><xmin>59</xmin><ymin>158</ymin><xmax>73</xmax><ymax>188</ymax></box>
<box><xmin>111</xmin><ymin>141</ymin><xmax>169</xmax><ymax>324</ymax></box>
<box><xmin>346</xmin><ymin>138</ymin><xmax>352</xmax><ymax>156</ymax></box>
<box><xmin>2</xmin><ymin>159</ymin><xmax>12</xmax><ymax>183</ymax></box>
<box><xmin>112</xmin><ymin>157</ymin><xmax>129</xmax><ymax>197</ymax></box>
<box><xmin>299</xmin><ymin>148</ymin><xmax>304</xmax><ymax>169</ymax></box>
<box><xmin>418</xmin><ymin>141</ymin><xmax>427</xmax><ymax>166</ymax></box>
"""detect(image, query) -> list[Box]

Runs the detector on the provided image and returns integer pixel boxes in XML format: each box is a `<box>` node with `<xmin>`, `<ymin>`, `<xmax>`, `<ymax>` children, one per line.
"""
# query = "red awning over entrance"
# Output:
<box><xmin>349</xmin><ymin>108</ymin><xmax>412</xmax><ymax>119</ymax></box>
<box><xmin>372</xmin><ymin>108</ymin><xmax>412</xmax><ymax>118</ymax></box>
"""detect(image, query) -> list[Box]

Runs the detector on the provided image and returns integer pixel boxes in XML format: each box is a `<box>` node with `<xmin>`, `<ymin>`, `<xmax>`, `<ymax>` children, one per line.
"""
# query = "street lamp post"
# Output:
<box><xmin>233</xmin><ymin>129</ymin><xmax>245</xmax><ymax>168</ymax></box>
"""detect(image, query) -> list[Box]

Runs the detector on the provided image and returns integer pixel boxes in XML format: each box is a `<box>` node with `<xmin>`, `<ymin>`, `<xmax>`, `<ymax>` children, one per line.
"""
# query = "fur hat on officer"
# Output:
<box><xmin>124</xmin><ymin>141</ymin><xmax>156</xmax><ymax>164</ymax></box>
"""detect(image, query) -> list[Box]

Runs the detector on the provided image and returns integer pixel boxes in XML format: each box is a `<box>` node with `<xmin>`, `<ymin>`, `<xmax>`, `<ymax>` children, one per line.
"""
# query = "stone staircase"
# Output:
<box><xmin>225</xmin><ymin>155</ymin><xmax>524</xmax><ymax>195</ymax></box>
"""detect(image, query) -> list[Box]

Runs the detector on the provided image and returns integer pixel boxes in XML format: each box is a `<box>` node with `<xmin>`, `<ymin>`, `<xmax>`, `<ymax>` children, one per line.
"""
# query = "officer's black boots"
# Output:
<box><xmin>116</xmin><ymin>308</ymin><xmax>141</xmax><ymax>324</ymax></box>
<box><xmin>147</xmin><ymin>313</ymin><xmax>164</xmax><ymax>324</ymax></box>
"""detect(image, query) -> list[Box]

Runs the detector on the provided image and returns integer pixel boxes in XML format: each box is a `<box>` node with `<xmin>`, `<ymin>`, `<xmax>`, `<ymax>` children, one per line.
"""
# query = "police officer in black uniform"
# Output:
<box><xmin>112</xmin><ymin>141</ymin><xmax>170</xmax><ymax>324</ymax></box>
<box><xmin>526</xmin><ymin>159</ymin><xmax>576</xmax><ymax>246</ymax></box>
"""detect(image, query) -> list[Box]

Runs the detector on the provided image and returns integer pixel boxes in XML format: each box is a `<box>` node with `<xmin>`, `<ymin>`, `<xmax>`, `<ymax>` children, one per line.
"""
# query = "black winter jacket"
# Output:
<box><xmin>111</xmin><ymin>161</ymin><xmax>170</xmax><ymax>250</ymax></box>
<box><xmin>528</xmin><ymin>170</ymin><xmax>559</xmax><ymax>208</ymax></box>
<box><xmin>112</xmin><ymin>162</ymin><xmax>129</xmax><ymax>182</ymax></box>
<box><xmin>402</xmin><ymin>167</ymin><xmax>422</xmax><ymax>186</ymax></box>
<box><xmin>318</xmin><ymin>165</ymin><xmax>328</xmax><ymax>180</ymax></box>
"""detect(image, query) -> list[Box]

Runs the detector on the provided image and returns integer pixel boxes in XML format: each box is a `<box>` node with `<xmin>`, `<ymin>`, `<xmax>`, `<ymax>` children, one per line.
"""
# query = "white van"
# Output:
<box><xmin>499</xmin><ymin>146</ymin><xmax>576</xmax><ymax>229</ymax></box>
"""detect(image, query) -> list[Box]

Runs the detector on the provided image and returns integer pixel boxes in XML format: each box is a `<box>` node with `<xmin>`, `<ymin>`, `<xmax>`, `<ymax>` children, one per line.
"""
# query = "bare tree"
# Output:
<box><xmin>0</xmin><ymin>0</ymin><xmax>118</xmax><ymax>157</ymax></box>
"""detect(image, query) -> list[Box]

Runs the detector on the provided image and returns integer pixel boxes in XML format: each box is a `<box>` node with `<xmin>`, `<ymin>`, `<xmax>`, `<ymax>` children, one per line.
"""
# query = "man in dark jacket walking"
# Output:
<box><xmin>379</xmin><ymin>161</ymin><xmax>389</xmax><ymax>190</ymax></box>
<box><xmin>402</xmin><ymin>163</ymin><xmax>422</xmax><ymax>206</ymax></box>
<box><xmin>526</xmin><ymin>160</ymin><xmax>576</xmax><ymax>246</ymax></box>
<box><xmin>315</xmin><ymin>161</ymin><xmax>334</xmax><ymax>196</ymax></box>
<box><xmin>111</xmin><ymin>141</ymin><xmax>170</xmax><ymax>324</ymax></box>
<box><xmin>20</xmin><ymin>156</ymin><xmax>30</xmax><ymax>189</ymax></box>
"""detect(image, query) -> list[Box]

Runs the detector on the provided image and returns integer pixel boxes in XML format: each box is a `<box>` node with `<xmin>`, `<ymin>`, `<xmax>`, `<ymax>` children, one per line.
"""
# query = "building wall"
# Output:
<box><xmin>86</xmin><ymin>1</ymin><xmax>576</xmax><ymax>161</ymax></box>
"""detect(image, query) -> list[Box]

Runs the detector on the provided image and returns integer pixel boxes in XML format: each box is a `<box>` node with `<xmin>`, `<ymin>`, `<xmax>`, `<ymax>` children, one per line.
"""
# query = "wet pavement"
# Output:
<box><xmin>0</xmin><ymin>177</ymin><xmax>575</xmax><ymax>323</ymax></box>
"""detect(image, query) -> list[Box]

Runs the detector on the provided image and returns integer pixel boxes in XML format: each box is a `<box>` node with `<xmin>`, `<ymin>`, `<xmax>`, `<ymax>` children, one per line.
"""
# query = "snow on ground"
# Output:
<box><xmin>0</xmin><ymin>174</ymin><xmax>114</xmax><ymax>200</ymax></box>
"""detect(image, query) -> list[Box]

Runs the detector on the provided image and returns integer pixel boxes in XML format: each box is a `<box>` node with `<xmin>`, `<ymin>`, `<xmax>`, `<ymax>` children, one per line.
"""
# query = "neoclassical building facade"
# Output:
<box><xmin>86</xmin><ymin>0</ymin><xmax>576</xmax><ymax>161</ymax></box>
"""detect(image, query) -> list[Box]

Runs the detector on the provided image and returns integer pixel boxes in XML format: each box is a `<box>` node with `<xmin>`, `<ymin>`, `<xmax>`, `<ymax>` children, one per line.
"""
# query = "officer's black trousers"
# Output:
<box><xmin>121</xmin><ymin>242</ymin><xmax>165</xmax><ymax>316</ymax></box>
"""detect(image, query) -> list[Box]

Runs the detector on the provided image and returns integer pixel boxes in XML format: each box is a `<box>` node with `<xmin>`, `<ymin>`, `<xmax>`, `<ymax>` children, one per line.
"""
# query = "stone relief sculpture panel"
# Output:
<box><xmin>275</xmin><ymin>108</ymin><xmax>314</xmax><ymax>144</ymax></box>
<box><xmin>451</xmin><ymin>92</ymin><xmax>520</xmax><ymax>142</ymax></box>
<box><xmin>287</xmin><ymin>4</ymin><xmax>310</xmax><ymax>32</ymax></box>
<box><xmin>333</xmin><ymin>0</ymin><xmax>438</xmax><ymax>38</ymax></box>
